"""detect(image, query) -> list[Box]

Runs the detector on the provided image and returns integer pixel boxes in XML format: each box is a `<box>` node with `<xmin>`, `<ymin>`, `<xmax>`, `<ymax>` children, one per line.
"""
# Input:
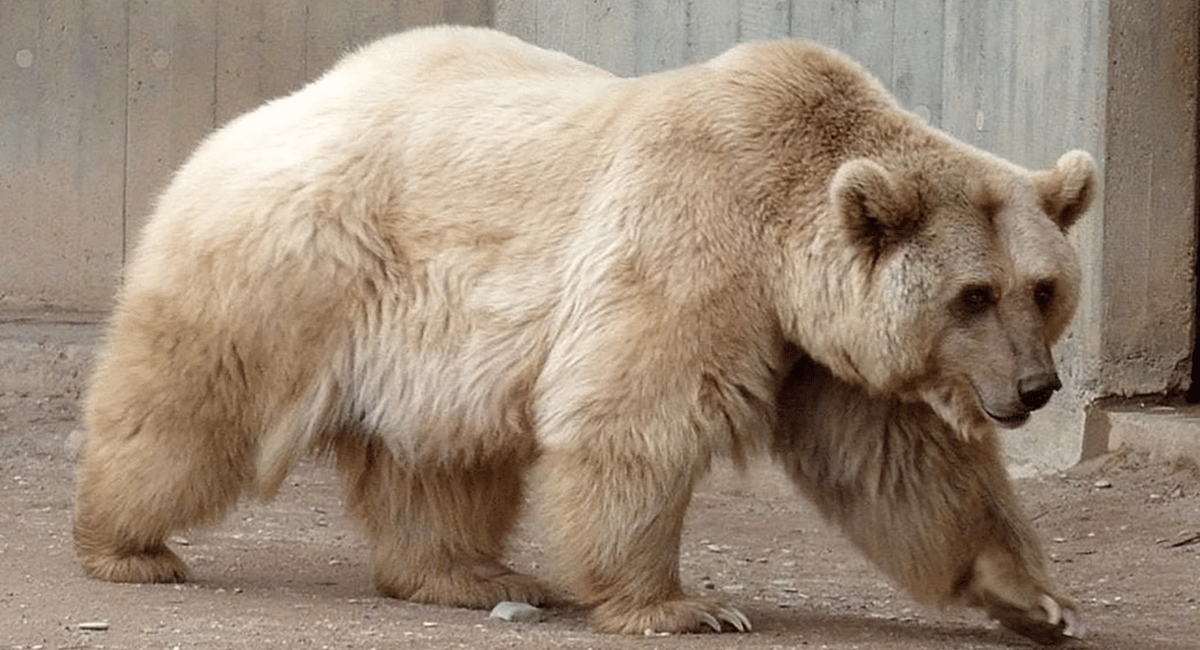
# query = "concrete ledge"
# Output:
<box><xmin>2</xmin><ymin>309</ymin><xmax>1198</xmax><ymax>472</ymax></box>
<box><xmin>1084</xmin><ymin>403</ymin><xmax>1200</xmax><ymax>467</ymax></box>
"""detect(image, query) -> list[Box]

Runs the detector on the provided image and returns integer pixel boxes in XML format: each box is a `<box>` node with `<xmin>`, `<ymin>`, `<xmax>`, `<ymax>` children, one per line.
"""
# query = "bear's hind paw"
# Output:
<box><xmin>377</xmin><ymin>563</ymin><xmax>558</xmax><ymax>610</ymax></box>
<box><xmin>79</xmin><ymin>544</ymin><xmax>189</xmax><ymax>584</ymax></box>
<box><xmin>592</xmin><ymin>596</ymin><xmax>751</xmax><ymax>634</ymax></box>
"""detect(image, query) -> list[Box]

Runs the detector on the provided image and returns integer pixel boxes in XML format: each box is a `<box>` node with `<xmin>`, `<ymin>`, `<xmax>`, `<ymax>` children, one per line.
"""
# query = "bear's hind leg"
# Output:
<box><xmin>332</xmin><ymin>434</ymin><xmax>554</xmax><ymax>608</ymax></box>
<box><xmin>74</xmin><ymin>364</ymin><xmax>253</xmax><ymax>583</ymax></box>
<box><xmin>772</xmin><ymin>360</ymin><xmax>1079</xmax><ymax>645</ymax></box>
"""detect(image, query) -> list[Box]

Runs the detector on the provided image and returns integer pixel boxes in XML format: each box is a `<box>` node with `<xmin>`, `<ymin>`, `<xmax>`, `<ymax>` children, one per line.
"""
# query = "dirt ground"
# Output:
<box><xmin>2</xmin><ymin>390</ymin><xmax>1198</xmax><ymax>650</ymax></box>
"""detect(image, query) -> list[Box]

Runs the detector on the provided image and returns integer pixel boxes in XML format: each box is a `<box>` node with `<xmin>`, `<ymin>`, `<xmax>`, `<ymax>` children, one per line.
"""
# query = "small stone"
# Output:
<box><xmin>64</xmin><ymin>429</ymin><xmax>87</xmax><ymax>460</ymax></box>
<box><xmin>77</xmin><ymin>621</ymin><xmax>110</xmax><ymax>631</ymax></box>
<box><xmin>1093</xmin><ymin>479</ymin><xmax>1112</xmax><ymax>488</ymax></box>
<box><xmin>489</xmin><ymin>601</ymin><xmax>544</xmax><ymax>623</ymax></box>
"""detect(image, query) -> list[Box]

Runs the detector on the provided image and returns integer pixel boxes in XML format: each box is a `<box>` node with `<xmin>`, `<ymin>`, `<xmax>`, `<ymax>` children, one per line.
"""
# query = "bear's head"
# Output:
<box><xmin>792</xmin><ymin>147</ymin><xmax>1096</xmax><ymax>438</ymax></box>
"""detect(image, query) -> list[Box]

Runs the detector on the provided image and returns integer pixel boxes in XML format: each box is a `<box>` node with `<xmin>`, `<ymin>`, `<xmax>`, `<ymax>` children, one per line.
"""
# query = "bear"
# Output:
<box><xmin>73</xmin><ymin>25</ymin><xmax>1095</xmax><ymax>644</ymax></box>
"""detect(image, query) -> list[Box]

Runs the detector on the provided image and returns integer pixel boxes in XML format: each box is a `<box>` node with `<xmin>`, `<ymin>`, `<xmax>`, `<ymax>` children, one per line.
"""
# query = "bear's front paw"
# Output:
<box><xmin>986</xmin><ymin>593</ymin><xmax>1083</xmax><ymax>646</ymax></box>
<box><xmin>592</xmin><ymin>596</ymin><xmax>751</xmax><ymax>634</ymax></box>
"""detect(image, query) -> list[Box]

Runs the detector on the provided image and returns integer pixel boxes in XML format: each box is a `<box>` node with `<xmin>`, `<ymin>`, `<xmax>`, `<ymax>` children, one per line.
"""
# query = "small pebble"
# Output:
<box><xmin>77</xmin><ymin>621</ymin><xmax>110</xmax><ymax>631</ymax></box>
<box><xmin>489</xmin><ymin>601</ymin><xmax>544</xmax><ymax>623</ymax></box>
<box><xmin>1093</xmin><ymin>479</ymin><xmax>1112</xmax><ymax>488</ymax></box>
<box><xmin>64</xmin><ymin>429</ymin><xmax>86</xmax><ymax>460</ymax></box>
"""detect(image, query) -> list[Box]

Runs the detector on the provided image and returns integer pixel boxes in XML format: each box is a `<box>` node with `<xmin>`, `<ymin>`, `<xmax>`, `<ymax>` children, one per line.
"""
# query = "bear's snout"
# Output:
<box><xmin>971</xmin><ymin>369</ymin><xmax>1061</xmax><ymax>429</ymax></box>
<box><xmin>1017</xmin><ymin>371</ymin><xmax>1061</xmax><ymax>412</ymax></box>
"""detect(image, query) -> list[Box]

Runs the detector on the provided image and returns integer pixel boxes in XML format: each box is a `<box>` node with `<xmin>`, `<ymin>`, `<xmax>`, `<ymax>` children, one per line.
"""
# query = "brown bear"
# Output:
<box><xmin>73</xmin><ymin>26</ymin><xmax>1095</xmax><ymax>645</ymax></box>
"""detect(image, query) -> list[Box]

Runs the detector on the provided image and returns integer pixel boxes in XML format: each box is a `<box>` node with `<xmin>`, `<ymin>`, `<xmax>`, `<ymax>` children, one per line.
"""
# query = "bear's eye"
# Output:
<box><xmin>954</xmin><ymin>284</ymin><xmax>997</xmax><ymax>318</ymax></box>
<box><xmin>1033</xmin><ymin>280</ymin><xmax>1056</xmax><ymax>312</ymax></box>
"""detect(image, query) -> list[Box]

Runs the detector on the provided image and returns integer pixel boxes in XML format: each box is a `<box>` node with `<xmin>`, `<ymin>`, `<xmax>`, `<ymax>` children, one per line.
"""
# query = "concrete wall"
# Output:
<box><xmin>1093</xmin><ymin>0</ymin><xmax>1198</xmax><ymax>397</ymax></box>
<box><xmin>2</xmin><ymin>1</ymin><xmax>1198</xmax><ymax>469</ymax></box>
<box><xmin>0</xmin><ymin>0</ymin><xmax>490</xmax><ymax>312</ymax></box>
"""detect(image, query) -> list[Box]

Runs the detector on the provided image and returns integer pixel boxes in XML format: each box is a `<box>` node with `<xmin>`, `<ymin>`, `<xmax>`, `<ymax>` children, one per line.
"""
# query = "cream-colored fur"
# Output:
<box><xmin>74</xmin><ymin>26</ymin><xmax>1094</xmax><ymax>644</ymax></box>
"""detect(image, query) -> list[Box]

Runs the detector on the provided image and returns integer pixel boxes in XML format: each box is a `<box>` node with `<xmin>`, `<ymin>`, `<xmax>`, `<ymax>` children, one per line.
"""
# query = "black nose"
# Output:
<box><xmin>1018</xmin><ymin>372</ymin><xmax>1062</xmax><ymax>411</ymax></box>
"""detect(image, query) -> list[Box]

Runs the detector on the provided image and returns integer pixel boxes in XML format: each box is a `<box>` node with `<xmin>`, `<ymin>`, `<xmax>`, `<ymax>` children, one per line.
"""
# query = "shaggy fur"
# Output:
<box><xmin>774</xmin><ymin>358</ymin><xmax>1077</xmax><ymax>644</ymax></box>
<box><xmin>74</xmin><ymin>26</ymin><xmax>1095</xmax><ymax>644</ymax></box>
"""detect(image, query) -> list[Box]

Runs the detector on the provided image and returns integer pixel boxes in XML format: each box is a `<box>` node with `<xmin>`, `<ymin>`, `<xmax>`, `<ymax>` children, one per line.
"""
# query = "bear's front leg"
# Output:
<box><xmin>539</xmin><ymin>444</ymin><xmax>751</xmax><ymax>634</ymax></box>
<box><xmin>772</xmin><ymin>359</ymin><xmax>1080</xmax><ymax>645</ymax></box>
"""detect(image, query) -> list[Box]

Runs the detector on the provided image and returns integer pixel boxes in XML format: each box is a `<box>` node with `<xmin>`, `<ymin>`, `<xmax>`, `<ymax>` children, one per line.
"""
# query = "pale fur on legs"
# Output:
<box><xmin>73</xmin><ymin>297</ymin><xmax>554</xmax><ymax>609</ymax></box>
<box><xmin>73</xmin><ymin>311</ymin><xmax>257</xmax><ymax>583</ymax></box>
<box><xmin>329</xmin><ymin>432</ymin><xmax>556</xmax><ymax>608</ymax></box>
<box><xmin>772</xmin><ymin>358</ymin><xmax>1079</xmax><ymax>645</ymax></box>
<box><xmin>537</xmin><ymin>444</ymin><xmax>751</xmax><ymax>634</ymax></box>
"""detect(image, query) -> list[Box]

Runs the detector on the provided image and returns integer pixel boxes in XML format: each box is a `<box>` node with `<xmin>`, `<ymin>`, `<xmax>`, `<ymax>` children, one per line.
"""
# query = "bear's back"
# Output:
<box><xmin>336</xmin><ymin>25</ymin><xmax>615</xmax><ymax>87</ymax></box>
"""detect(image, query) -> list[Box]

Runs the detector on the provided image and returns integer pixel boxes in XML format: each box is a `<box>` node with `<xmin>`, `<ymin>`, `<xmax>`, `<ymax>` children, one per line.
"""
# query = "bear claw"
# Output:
<box><xmin>674</xmin><ymin>604</ymin><xmax>751</xmax><ymax>633</ymax></box>
<box><xmin>1057</xmin><ymin>601</ymin><xmax>1084</xmax><ymax>639</ymax></box>
<box><xmin>986</xmin><ymin>593</ymin><xmax>1082</xmax><ymax>645</ymax></box>
<box><xmin>1040</xmin><ymin>594</ymin><xmax>1062</xmax><ymax>626</ymax></box>
<box><xmin>596</xmin><ymin>597</ymin><xmax>752</xmax><ymax>634</ymax></box>
<box><xmin>705</xmin><ymin>606</ymin><xmax>752</xmax><ymax>633</ymax></box>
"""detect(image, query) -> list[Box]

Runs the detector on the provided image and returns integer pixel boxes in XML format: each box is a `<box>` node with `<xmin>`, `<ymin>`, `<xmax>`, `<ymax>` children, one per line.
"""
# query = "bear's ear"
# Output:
<box><xmin>832</xmin><ymin>159</ymin><xmax>922</xmax><ymax>254</ymax></box>
<box><xmin>1034</xmin><ymin>150</ymin><xmax>1097</xmax><ymax>231</ymax></box>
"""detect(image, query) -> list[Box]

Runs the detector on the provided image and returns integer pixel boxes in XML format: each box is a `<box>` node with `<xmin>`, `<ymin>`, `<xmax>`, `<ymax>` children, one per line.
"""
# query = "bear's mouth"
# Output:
<box><xmin>973</xmin><ymin>385</ymin><xmax>1032</xmax><ymax>429</ymax></box>
<box><xmin>985</xmin><ymin>409</ymin><xmax>1030</xmax><ymax>429</ymax></box>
